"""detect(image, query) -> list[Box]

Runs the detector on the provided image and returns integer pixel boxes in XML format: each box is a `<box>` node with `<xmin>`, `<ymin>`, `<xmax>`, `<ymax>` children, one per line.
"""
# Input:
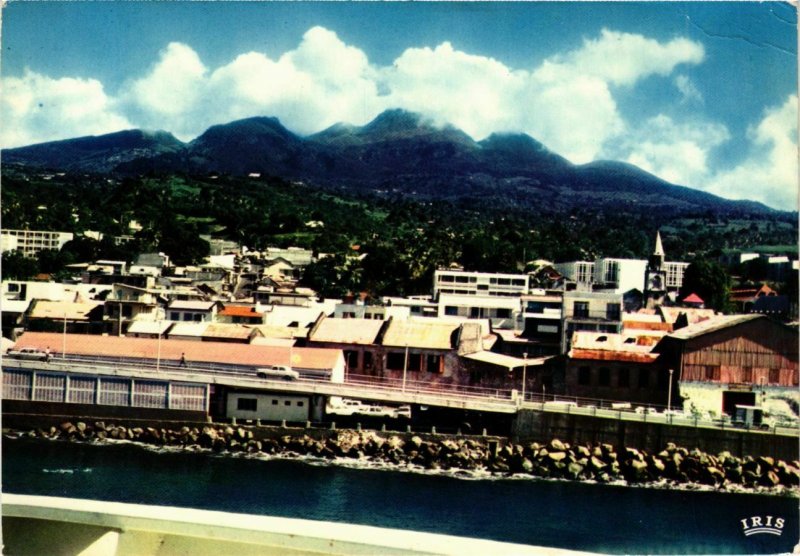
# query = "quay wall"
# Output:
<box><xmin>512</xmin><ymin>409</ymin><xmax>798</xmax><ymax>461</ymax></box>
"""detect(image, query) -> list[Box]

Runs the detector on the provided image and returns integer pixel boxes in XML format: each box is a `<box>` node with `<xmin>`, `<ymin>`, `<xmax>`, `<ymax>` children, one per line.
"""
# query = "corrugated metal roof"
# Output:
<box><xmin>463</xmin><ymin>351</ymin><xmax>552</xmax><ymax>368</ymax></box>
<box><xmin>15</xmin><ymin>331</ymin><xmax>342</xmax><ymax>370</ymax></box>
<box><xmin>202</xmin><ymin>323</ymin><xmax>256</xmax><ymax>340</ymax></box>
<box><xmin>310</xmin><ymin>318</ymin><xmax>383</xmax><ymax>345</ymax></box>
<box><xmin>658</xmin><ymin>306</ymin><xmax>717</xmax><ymax>324</ymax></box>
<box><xmin>667</xmin><ymin>314</ymin><xmax>763</xmax><ymax>341</ymax></box>
<box><xmin>167</xmin><ymin>322</ymin><xmax>209</xmax><ymax>337</ymax></box>
<box><xmin>126</xmin><ymin>320</ymin><xmax>172</xmax><ymax>335</ymax></box>
<box><xmin>219</xmin><ymin>305</ymin><xmax>263</xmax><ymax>318</ymax></box>
<box><xmin>569</xmin><ymin>349</ymin><xmax>658</xmax><ymax>363</ymax></box>
<box><xmin>571</xmin><ymin>331</ymin><xmax>662</xmax><ymax>353</ymax></box>
<box><xmin>167</xmin><ymin>300</ymin><xmax>217</xmax><ymax>311</ymax></box>
<box><xmin>28</xmin><ymin>300</ymin><xmax>103</xmax><ymax>320</ymax></box>
<box><xmin>382</xmin><ymin>320</ymin><xmax>459</xmax><ymax>350</ymax></box>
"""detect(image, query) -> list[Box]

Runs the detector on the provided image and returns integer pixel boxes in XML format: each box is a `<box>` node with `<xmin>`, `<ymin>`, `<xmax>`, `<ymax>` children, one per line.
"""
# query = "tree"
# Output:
<box><xmin>679</xmin><ymin>258</ymin><xmax>733</xmax><ymax>313</ymax></box>
<box><xmin>2</xmin><ymin>251</ymin><xmax>39</xmax><ymax>280</ymax></box>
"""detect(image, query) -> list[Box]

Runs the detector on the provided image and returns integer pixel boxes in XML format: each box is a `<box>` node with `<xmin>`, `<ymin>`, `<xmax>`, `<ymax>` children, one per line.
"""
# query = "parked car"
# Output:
<box><xmin>326</xmin><ymin>398</ymin><xmax>367</xmax><ymax>416</ymax></box>
<box><xmin>256</xmin><ymin>366</ymin><xmax>299</xmax><ymax>381</ymax></box>
<box><xmin>393</xmin><ymin>405</ymin><xmax>412</xmax><ymax>419</ymax></box>
<box><xmin>5</xmin><ymin>347</ymin><xmax>48</xmax><ymax>361</ymax></box>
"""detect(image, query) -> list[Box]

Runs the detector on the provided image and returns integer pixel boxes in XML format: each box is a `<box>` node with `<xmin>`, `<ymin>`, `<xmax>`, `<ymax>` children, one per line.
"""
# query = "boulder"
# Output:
<box><xmin>547</xmin><ymin>451</ymin><xmax>567</xmax><ymax>463</ymax></box>
<box><xmin>576</xmin><ymin>445</ymin><xmax>591</xmax><ymax>458</ymax></box>
<box><xmin>566</xmin><ymin>462</ymin><xmax>584</xmax><ymax>480</ymax></box>
<box><xmin>549</xmin><ymin>439</ymin><xmax>567</xmax><ymax>452</ymax></box>
<box><xmin>521</xmin><ymin>458</ymin><xmax>534</xmax><ymax>473</ymax></box>
<box><xmin>589</xmin><ymin>456</ymin><xmax>607</xmax><ymax>471</ymax></box>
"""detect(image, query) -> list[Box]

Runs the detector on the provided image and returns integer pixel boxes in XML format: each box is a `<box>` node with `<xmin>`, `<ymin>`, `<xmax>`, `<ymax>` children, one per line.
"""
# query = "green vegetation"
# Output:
<box><xmin>2</xmin><ymin>167</ymin><xmax>796</xmax><ymax>298</ymax></box>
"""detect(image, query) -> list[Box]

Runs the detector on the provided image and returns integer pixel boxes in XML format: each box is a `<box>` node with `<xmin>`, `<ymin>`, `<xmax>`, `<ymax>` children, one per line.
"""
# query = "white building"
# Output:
<box><xmin>433</xmin><ymin>269</ymin><xmax>529</xmax><ymax>297</ymax></box>
<box><xmin>0</xmin><ymin>229</ymin><xmax>74</xmax><ymax>257</ymax></box>
<box><xmin>556</xmin><ymin>257</ymin><xmax>688</xmax><ymax>293</ymax></box>
<box><xmin>436</xmin><ymin>293</ymin><xmax>520</xmax><ymax>328</ymax></box>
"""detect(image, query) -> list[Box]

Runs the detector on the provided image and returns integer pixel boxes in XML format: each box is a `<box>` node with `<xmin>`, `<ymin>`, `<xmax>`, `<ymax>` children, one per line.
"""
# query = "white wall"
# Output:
<box><xmin>226</xmin><ymin>392</ymin><xmax>310</xmax><ymax>422</ymax></box>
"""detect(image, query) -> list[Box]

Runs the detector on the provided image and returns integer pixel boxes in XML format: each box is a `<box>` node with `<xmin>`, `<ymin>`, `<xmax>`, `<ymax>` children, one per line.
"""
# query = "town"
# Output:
<box><xmin>3</xmin><ymin>223</ymin><xmax>798</xmax><ymax>447</ymax></box>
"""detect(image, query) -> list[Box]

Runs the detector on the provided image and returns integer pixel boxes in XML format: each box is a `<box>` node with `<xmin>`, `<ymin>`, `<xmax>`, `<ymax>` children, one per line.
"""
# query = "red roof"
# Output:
<box><xmin>219</xmin><ymin>306</ymin><xmax>263</xmax><ymax>318</ymax></box>
<box><xmin>15</xmin><ymin>332</ymin><xmax>342</xmax><ymax>371</ymax></box>
<box><xmin>682</xmin><ymin>293</ymin><xmax>704</xmax><ymax>304</ymax></box>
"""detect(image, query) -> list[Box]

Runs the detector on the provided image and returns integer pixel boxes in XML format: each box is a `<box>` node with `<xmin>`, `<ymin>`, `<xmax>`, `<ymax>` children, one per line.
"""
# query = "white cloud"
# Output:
<box><xmin>706</xmin><ymin>95</ymin><xmax>798</xmax><ymax>210</ymax></box>
<box><xmin>614</xmin><ymin>96</ymin><xmax>798</xmax><ymax>210</ymax></box>
<box><xmin>2</xmin><ymin>27</ymin><xmax>705</xmax><ymax>162</ymax></box>
<box><xmin>675</xmin><ymin>75</ymin><xmax>703</xmax><ymax>104</ymax></box>
<box><xmin>1</xmin><ymin>70</ymin><xmax>131</xmax><ymax>147</ymax></box>
<box><xmin>617</xmin><ymin>114</ymin><xmax>729</xmax><ymax>185</ymax></box>
<box><xmin>547</xmin><ymin>29</ymin><xmax>704</xmax><ymax>87</ymax></box>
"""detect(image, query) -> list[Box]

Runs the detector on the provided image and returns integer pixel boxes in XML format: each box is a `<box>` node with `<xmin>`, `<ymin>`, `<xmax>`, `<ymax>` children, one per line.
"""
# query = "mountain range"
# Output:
<box><xmin>2</xmin><ymin>109</ymin><xmax>776</xmax><ymax>216</ymax></box>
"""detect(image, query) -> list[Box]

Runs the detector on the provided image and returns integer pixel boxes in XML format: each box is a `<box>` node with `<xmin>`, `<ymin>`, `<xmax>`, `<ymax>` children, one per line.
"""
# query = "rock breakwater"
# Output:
<box><xmin>11</xmin><ymin>421</ymin><xmax>800</xmax><ymax>493</ymax></box>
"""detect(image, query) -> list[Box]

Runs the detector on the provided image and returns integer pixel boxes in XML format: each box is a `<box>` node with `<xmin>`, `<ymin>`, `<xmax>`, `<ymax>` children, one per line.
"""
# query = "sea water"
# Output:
<box><xmin>3</xmin><ymin>438</ymin><xmax>798</xmax><ymax>554</ymax></box>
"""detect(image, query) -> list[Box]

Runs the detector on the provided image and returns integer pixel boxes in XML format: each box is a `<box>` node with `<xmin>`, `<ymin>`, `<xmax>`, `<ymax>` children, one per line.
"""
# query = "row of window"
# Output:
<box><xmin>236</xmin><ymin>398</ymin><xmax>305</xmax><ymax>411</ymax></box>
<box><xmin>436</xmin><ymin>275</ymin><xmax>527</xmax><ymax>287</ymax></box>
<box><xmin>572</xmin><ymin>302</ymin><xmax>621</xmax><ymax>320</ymax></box>
<box><xmin>443</xmin><ymin>306</ymin><xmax>512</xmax><ymax>318</ymax></box>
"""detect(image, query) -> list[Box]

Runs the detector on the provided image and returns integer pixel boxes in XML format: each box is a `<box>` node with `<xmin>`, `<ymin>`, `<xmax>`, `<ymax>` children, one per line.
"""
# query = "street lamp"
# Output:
<box><xmin>402</xmin><ymin>343</ymin><xmax>409</xmax><ymax>392</ymax></box>
<box><xmin>667</xmin><ymin>368</ymin><xmax>674</xmax><ymax>410</ymax></box>
<box><xmin>521</xmin><ymin>352</ymin><xmax>528</xmax><ymax>406</ymax></box>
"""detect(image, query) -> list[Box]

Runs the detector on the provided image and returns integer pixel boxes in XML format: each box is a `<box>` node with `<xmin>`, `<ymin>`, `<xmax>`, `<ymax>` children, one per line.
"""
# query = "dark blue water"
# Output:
<box><xmin>3</xmin><ymin>438</ymin><xmax>798</xmax><ymax>554</ymax></box>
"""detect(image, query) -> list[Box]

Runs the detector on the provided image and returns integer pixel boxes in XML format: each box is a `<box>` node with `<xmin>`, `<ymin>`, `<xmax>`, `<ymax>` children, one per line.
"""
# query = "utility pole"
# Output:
<box><xmin>402</xmin><ymin>343</ymin><xmax>409</xmax><ymax>392</ymax></box>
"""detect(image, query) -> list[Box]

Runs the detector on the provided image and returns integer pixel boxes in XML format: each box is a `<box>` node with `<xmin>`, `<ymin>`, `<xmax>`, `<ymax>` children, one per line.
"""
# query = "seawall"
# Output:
<box><xmin>512</xmin><ymin>409</ymin><xmax>798</xmax><ymax>461</ymax></box>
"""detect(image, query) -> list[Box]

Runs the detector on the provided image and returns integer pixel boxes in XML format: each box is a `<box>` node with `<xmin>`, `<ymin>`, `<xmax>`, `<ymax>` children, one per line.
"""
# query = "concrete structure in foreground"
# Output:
<box><xmin>3</xmin><ymin>494</ymin><xmax>591</xmax><ymax>556</ymax></box>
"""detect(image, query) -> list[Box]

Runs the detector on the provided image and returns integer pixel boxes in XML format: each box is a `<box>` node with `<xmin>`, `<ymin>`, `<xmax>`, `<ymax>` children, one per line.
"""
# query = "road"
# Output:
<box><xmin>5</xmin><ymin>354</ymin><xmax>798</xmax><ymax>437</ymax></box>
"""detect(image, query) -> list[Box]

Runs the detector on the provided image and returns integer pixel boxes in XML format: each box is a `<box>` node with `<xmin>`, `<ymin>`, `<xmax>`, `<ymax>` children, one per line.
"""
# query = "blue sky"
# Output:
<box><xmin>2</xmin><ymin>2</ymin><xmax>797</xmax><ymax>209</ymax></box>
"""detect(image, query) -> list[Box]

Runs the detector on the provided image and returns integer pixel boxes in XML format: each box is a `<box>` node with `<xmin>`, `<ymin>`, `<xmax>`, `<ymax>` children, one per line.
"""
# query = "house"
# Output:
<box><xmin>166</xmin><ymin>300</ymin><xmax>222</xmax><ymax>323</ymax></box>
<box><xmin>307</xmin><ymin>316</ymin><xmax>385</xmax><ymax>375</ymax></box>
<box><xmin>104</xmin><ymin>284</ymin><xmax>166</xmax><ymax>335</ymax></box>
<box><xmin>24</xmin><ymin>299</ymin><xmax>105</xmax><ymax>335</ymax></box>
<box><xmin>217</xmin><ymin>305</ymin><xmax>265</xmax><ymax>325</ymax></box>
<box><xmin>654</xmin><ymin>315</ymin><xmax>799</xmax><ymax>418</ymax></box>
<box><xmin>520</xmin><ymin>291</ymin><xmax>563</xmax><ymax>356</ymax></box>
<box><xmin>565</xmin><ymin>330</ymin><xmax>668</xmax><ymax>406</ymax></box>
<box><xmin>126</xmin><ymin>320</ymin><xmax>173</xmax><ymax>339</ymax></box>
<box><xmin>729</xmin><ymin>284</ymin><xmax>778</xmax><ymax>313</ymax></box>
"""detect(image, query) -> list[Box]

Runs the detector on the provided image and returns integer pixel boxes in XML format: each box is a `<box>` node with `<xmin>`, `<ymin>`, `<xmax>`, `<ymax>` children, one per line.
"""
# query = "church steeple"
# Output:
<box><xmin>653</xmin><ymin>231</ymin><xmax>664</xmax><ymax>257</ymax></box>
<box><xmin>649</xmin><ymin>231</ymin><xmax>665</xmax><ymax>271</ymax></box>
<box><xmin>644</xmin><ymin>231</ymin><xmax>668</xmax><ymax>309</ymax></box>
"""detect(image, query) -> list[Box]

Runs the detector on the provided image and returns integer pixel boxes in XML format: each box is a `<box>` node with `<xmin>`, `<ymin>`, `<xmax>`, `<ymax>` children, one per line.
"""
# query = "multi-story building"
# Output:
<box><xmin>433</xmin><ymin>269</ymin><xmax>529</xmax><ymax>297</ymax></box>
<box><xmin>0</xmin><ymin>229</ymin><xmax>74</xmax><ymax>258</ymax></box>
<box><xmin>436</xmin><ymin>293</ymin><xmax>520</xmax><ymax>328</ymax></box>
<box><xmin>561</xmin><ymin>290</ymin><xmax>623</xmax><ymax>352</ymax></box>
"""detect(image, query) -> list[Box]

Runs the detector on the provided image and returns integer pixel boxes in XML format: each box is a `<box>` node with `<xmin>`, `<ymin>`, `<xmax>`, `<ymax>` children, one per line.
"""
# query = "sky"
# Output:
<box><xmin>1</xmin><ymin>2</ymin><xmax>797</xmax><ymax>210</ymax></box>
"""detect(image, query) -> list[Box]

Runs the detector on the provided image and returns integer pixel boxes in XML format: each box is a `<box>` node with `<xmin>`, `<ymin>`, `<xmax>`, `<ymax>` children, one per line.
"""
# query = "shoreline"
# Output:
<box><xmin>5</xmin><ymin>421</ymin><xmax>799</xmax><ymax>498</ymax></box>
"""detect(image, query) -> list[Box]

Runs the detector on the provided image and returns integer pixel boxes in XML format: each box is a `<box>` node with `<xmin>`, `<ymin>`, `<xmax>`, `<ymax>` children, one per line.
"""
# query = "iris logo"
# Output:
<box><xmin>741</xmin><ymin>516</ymin><xmax>785</xmax><ymax>536</ymax></box>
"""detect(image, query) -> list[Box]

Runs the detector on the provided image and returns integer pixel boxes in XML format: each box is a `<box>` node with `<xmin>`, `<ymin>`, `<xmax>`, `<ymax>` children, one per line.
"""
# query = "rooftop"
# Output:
<box><xmin>381</xmin><ymin>319</ymin><xmax>460</xmax><ymax>350</ymax></box>
<box><xmin>309</xmin><ymin>318</ymin><xmax>384</xmax><ymax>345</ymax></box>
<box><xmin>667</xmin><ymin>314</ymin><xmax>764</xmax><ymax>341</ymax></box>
<box><xmin>15</xmin><ymin>332</ymin><xmax>342</xmax><ymax>371</ymax></box>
